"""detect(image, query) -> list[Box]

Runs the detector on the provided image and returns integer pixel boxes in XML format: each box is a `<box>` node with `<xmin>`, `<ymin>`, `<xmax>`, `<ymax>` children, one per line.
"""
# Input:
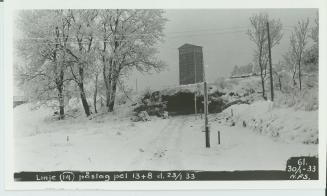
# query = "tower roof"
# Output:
<box><xmin>178</xmin><ymin>43</ymin><xmax>203</xmax><ymax>50</ymax></box>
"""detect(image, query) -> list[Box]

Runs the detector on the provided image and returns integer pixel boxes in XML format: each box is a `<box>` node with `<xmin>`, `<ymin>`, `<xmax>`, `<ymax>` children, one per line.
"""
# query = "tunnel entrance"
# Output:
<box><xmin>134</xmin><ymin>86</ymin><xmax>228</xmax><ymax>116</ymax></box>
<box><xmin>162</xmin><ymin>91</ymin><xmax>226</xmax><ymax>115</ymax></box>
<box><xmin>162</xmin><ymin>92</ymin><xmax>204</xmax><ymax>115</ymax></box>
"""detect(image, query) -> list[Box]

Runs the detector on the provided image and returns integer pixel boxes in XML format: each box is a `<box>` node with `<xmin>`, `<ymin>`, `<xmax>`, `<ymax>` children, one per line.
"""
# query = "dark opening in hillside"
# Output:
<box><xmin>134</xmin><ymin>89</ymin><xmax>228</xmax><ymax>116</ymax></box>
<box><xmin>162</xmin><ymin>92</ymin><xmax>204</xmax><ymax>115</ymax></box>
<box><xmin>162</xmin><ymin>92</ymin><xmax>226</xmax><ymax>115</ymax></box>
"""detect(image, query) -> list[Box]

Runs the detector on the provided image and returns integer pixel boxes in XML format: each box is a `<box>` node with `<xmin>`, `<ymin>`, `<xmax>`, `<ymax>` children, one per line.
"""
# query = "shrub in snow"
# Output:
<box><xmin>162</xmin><ymin>111</ymin><xmax>169</xmax><ymax>119</ymax></box>
<box><xmin>133</xmin><ymin>89</ymin><xmax>167</xmax><ymax>117</ymax></box>
<box><xmin>138</xmin><ymin>111</ymin><xmax>151</xmax><ymax>121</ymax></box>
<box><xmin>274</xmin><ymin>87</ymin><xmax>318</xmax><ymax>111</ymax></box>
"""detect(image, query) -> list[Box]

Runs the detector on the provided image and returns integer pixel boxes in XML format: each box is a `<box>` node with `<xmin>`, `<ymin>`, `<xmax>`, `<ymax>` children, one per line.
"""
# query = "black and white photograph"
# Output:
<box><xmin>3</xmin><ymin>0</ymin><xmax>326</xmax><ymax>190</ymax></box>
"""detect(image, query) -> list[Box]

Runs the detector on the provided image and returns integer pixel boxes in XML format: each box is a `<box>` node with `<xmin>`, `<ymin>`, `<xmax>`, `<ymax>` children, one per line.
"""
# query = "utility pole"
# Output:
<box><xmin>267</xmin><ymin>21</ymin><xmax>274</xmax><ymax>101</ymax></box>
<box><xmin>204</xmin><ymin>81</ymin><xmax>210</xmax><ymax>147</ymax></box>
<box><xmin>194</xmin><ymin>49</ymin><xmax>197</xmax><ymax>117</ymax></box>
<box><xmin>135</xmin><ymin>78</ymin><xmax>138</xmax><ymax>93</ymax></box>
<box><xmin>203</xmin><ymin>64</ymin><xmax>210</xmax><ymax>148</ymax></box>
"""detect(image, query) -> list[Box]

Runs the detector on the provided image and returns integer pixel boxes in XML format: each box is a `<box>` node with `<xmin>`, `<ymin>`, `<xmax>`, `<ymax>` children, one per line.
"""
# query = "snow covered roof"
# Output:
<box><xmin>178</xmin><ymin>43</ymin><xmax>203</xmax><ymax>50</ymax></box>
<box><xmin>159</xmin><ymin>83</ymin><xmax>218</xmax><ymax>96</ymax></box>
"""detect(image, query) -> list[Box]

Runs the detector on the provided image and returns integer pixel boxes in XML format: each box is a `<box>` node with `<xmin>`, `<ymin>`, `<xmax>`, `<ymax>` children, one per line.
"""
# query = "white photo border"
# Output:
<box><xmin>4</xmin><ymin>0</ymin><xmax>327</xmax><ymax>190</ymax></box>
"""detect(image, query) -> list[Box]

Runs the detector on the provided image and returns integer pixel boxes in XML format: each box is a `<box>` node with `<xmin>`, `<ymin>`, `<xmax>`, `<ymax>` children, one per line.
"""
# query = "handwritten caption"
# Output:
<box><xmin>34</xmin><ymin>171</ymin><xmax>197</xmax><ymax>181</ymax></box>
<box><xmin>14</xmin><ymin>156</ymin><xmax>319</xmax><ymax>181</ymax></box>
<box><xmin>286</xmin><ymin>156</ymin><xmax>318</xmax><ymax>180</ymax></box>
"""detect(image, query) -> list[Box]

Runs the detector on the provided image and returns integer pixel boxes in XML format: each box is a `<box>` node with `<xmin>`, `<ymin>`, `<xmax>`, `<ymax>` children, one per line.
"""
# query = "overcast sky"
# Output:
<box><xmin>127</xmin><ymin>9</ymin><xmax>317</xmax><ymax>91</ymax></box>
<box><xmin>14</xmin><ymin>9</ymin><xmax>318</xmax><ymax>95</ymax></box>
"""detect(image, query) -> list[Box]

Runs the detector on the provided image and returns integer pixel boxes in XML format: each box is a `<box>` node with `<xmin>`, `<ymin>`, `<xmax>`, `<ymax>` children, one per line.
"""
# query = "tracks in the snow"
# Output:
<box><xmin>130</xmin><ymin>116</ymin><xmax>188</xmax><ymax>169</ymax></box>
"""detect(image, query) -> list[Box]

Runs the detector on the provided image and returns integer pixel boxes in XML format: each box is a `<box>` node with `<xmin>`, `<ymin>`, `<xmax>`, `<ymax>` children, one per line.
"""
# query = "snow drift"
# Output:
<box><xmin>222</xmin><ymin>101</ymin><xmax>318</xmax><ymax>144</ymax></box>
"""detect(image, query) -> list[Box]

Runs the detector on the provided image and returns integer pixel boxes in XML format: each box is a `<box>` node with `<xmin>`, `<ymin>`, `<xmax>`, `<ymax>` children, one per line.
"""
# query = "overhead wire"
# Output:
<box><xmin>18</xmin><ymin>25</ymin><xmax>297</xmax><ymax>45</ymax></box>
<box><xmin>18</xmin><ymin>26</ymin><xmax>251</xmax><ymax>43</ymax></box>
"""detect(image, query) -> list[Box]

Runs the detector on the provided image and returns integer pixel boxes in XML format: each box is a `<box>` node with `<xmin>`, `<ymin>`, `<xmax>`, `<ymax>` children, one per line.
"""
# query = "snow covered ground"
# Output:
<box><xmin>224</xmin><ymin>101</ymin><xmax>318</xmax><ymax>144</ymax></box>
<box><xmin>14</xmin><ymin>102</ymin><xmax>317</xmax><ymax>172</ymax></box>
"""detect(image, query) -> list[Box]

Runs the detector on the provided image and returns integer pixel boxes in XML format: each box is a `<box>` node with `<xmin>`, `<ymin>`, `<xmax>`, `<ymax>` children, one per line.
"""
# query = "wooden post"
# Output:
<box><xmin>204</xmin><ymin>81</ymin><xmax>210</xmax><ymax>148</ymax></box>
<box><xmin>267</xmin><ymin>21</ymin><xmax>274</xmax><ymax>101</ymax></box>
<box><xmin>194</xmin><ymin>92</ymin><xmax>197</xmax><ymax>117</ymax></box>
<box><xmin>217</xmin><ymin>131</ymin><xmax>220</xmax><ymax>145</ymax></box>
<box><xmin>194</xmin><ymin>50</ymin><xmax>197</xmax><ymax>117</ymax></box>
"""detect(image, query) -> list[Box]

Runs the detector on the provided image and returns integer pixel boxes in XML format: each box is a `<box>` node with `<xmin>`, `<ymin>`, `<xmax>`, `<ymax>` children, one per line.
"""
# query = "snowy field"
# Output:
<box><xmin>14</xmin><ymin>102</ymin><xmax>318</xmax><ymax>172</ymax></box>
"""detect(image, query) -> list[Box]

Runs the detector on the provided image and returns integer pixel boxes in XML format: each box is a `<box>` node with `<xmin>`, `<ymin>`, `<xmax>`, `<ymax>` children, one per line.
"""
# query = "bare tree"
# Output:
<box><xmin>247</xmin><ymin>13</ymin><xmax>282</xmax><ymax>99</ymax></box>
<box><xmin>97</xmin><ymin>9</ymin><xmax>167</xmax><ymax>112</ymax></box>
<box><xmin>91</xmin><ymin>58</ymin><xmax>102</xmax><ymax>114</ymax></box>
<box><xmin>304</xmin><ymin>12</ymin><xmax>319</xmax><ymax>71</ymax></box>
<box><xmin>283</xmin><ymin>50</ymin><xmax>298</xmax><ymax>86</ymax></box>
<box><xmin>289</xmin><ymin>18</ymin><xmax>310</xmax><ymax>91</ymax></box>
<box><xmin>273</xmin><ymin>61</ymin><xmax>287</xmax><ymax>91</ymax></box>
<box><xmin>310</xmin><ymin>12</ymin><xmax>318</xmax><ymax>44</ymax></box>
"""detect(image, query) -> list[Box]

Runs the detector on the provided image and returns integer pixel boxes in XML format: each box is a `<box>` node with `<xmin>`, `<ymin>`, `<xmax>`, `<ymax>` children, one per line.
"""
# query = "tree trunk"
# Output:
<box><xmin>57</xmin><ymin>86</ymin><xmax>65</xmax><ymax>120</ymax></box>
<box><xmin>53</xmin><ymin>37</ymin><xmax>65</xmax><ymax>120</ymax></box>
<box><xmin>79</xmin><ymin>83</ymin><xmax>91</xmax><ymax>117</ymax></box>
<box><xmin>76</xmin><ymin>66</ymin><xmax>91</xmax><ymax>116</ymax></box>
<box><xmin>93</xmin><ymin>73</ymin><xmax>98</xmax><ymax>113</ymax></box>
<box><xmin>104</xmin><ymin>73</ymin><xmax>111</xmax><ymax>110</ymax></box>
<box><xmin>267</xmin><ymin>22</ymin><xmax>274</xmax><ymax>101</ymax></box>
<box><xmin>56</xmin><ymin>69</ymin><xmax>65</xmax><ymax>120</ymax></box>
<box><xmin>103</xmin><ymin>65</ymin><xmax>111</xmax><ymax>110</ymax></box>
<box><xmin>298</xmin><ymin>60</ymin><xmax>302</xmax><ymax>91</ymax></box>
<box><xmin>258</xmin><ymin>45</ymin><xmax>266</xmax><ymax>100</ymax></box>
<box><xmin>106</xmin><ymin>60</ymin><xmax>114</xmax><ymax>110</ymax></box>
<box><xmin>292</xmin><ymin>69</ymin><xmax>297</xmax><ymax>86</ymax></box>
<box><xmin>106</xmin><ymin>89</ymin><xmax>110</xmax><ymax>109</ymax></box>
<box><xmin>259</xmin><ymin>62</ymin><xmax>266</xmax><ymax>99</ymax></box>
<box><xmin>103</xmin><ymin>58</ymin><xmax>115</xmax><ymax>112</ymax></box>
<box><xmin>108</xmin><ymin>77</ymin><xmax>118</xmax><ymax>112</ymax></box>
<box><xmin>102</xmin><ymin>56</ymin><xmax>110</xmax><ymax>109</ymax></box>
<box><xmin>278</xmin><ymin>76</ymin><xmax>282</xmax><ymax>91</ymax></box>
<box><xmin>260</xmin><ymin>74</ymin><xmax>266</xmax><ymax>100</ymax></box>
<box><xmin>103</xmin><ymin>77</ymin><xmax>110</xmax><ymax>109</ymax></box>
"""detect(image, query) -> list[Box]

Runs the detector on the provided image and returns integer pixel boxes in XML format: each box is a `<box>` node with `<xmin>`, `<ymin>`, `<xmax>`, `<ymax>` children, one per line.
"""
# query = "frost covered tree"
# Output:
<box><xmin>15</xmin><ymin>9</ymin><xmax>167</xmax><ymax>117</ymax></box>
<box><xmin>231</xmin><ymin>63</ymin><xmax>254</xmax><ymax>77</ymax></box>
<box><xmin>247</xmin><ymin>13</ymin><xmax>282</xmax><ymax>99</ymax></box>
<box><xmin>273</xmin><ymin>61</ymin><xmax>288</xmax><ymax>91</ymax></box>
<box><xmin>304</xmin><ymin>13</ymin><xmax>318</xmax><ymax>72</ymax></box>
<box><xmin>283</xmin><ymin>50</ymin><xmax>298</xmax><ymax>86</ymax></box>
<box><xmin>62</xmin><ymin>10</ymin><xmax>99</xmax><ymax>117</ymax></box>
<box><xmin>16</xmin><ymin>10</ymin><xmax>73</xmax><ymax>119</ymax></box>
<box><xmin>91</xmin><ymin>58</ymin><xmax>103</xmax><ymax>114</ymax></box>
<box><xmin>288</xmin><ymin>18</ymin><xmax>310</xmax><ymax>91</ymax></box>
<box><xmin>310</xmin><ymin>12</ymin><xmax>318</xmax><ymax>45</ymax></box>
<box><xmin>231</xmin><ymin>65</ymin><xmax>239</xmax><ymax>77</ymax></box>
<box><xmin>96</xmin><ymin>9</ymin><xmax>167</xmax><ymax>112</ymax></box>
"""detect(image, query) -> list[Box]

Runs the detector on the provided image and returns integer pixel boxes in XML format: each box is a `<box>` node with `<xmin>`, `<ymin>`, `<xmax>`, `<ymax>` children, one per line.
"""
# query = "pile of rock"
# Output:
<box><xmin>131</xmin><ymin>110</ymin><xmax>169</xmax><ymax>122</ymax></box>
